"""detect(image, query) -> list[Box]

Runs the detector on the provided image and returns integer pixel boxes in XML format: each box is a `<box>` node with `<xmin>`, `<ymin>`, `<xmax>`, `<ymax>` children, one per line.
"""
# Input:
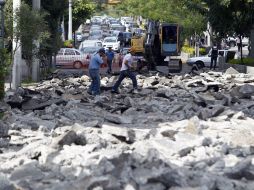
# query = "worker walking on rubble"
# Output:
<box><xmin>111</xmin><ymin>47</ymin><xmax>138</xmax><ymax>94</ymax></box>
<box><xmin>87</xmin><ymin>48</ymin><xmax>107</xmax><ymax>96</ymax></box>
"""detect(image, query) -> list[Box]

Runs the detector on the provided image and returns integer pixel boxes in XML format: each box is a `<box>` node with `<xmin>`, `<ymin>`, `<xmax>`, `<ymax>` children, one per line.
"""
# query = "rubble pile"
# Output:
<box><xmin>1</xmin><ymin>68</ymin><xmax>254</xmax><ymax>190</ymax></box>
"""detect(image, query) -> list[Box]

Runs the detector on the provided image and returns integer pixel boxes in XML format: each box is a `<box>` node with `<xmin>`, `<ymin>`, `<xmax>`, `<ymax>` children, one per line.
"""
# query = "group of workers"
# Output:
<box><xmin>87</xmin><ymin>47</ymin><xmax>138</xmax><ymax>96</ymax></box>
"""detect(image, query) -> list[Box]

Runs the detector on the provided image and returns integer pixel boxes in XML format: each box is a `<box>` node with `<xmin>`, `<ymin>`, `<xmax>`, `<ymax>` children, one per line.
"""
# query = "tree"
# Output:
<box><xmin>13</xmin><ymin>2</ymin><xmax>49</xmax><ymax>75</ymax></box>
<box><xmin>184</xmin><ymin>0</ymin><xmax>254</xmax><ymax>58</ymax></box>
<box><xmin>41</xmin><ymin>0</ymin><xmax>68</xmax><ymax>56</ymax></box>
<box><xmin>72</xmin><ymin>0</ymin><xmax>95</xmax><ymax>32</ymax></box>
<box><xmin>117</xmin><ymin>0</ymin><xmax>206</xmax><ymax>39</ymax></box>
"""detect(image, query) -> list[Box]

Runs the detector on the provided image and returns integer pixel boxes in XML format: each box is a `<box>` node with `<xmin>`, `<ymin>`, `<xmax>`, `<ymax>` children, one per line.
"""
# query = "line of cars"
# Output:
<box><xmin>56</xmin><ymin>15</ymin><xmax>146</xmax><ymax>69</ymax></box>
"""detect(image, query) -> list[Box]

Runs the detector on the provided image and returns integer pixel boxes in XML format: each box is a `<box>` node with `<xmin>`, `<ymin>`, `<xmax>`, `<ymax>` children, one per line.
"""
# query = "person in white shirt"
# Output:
<box><xmin>111</xmin><ymin>47</ymin><xmax>138</xmax><ymax>94</ymax></box>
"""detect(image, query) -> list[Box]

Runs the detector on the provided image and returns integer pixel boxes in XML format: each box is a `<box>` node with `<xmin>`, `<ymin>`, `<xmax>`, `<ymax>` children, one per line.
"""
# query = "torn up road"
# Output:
<box><xmin>1</xmin><ymin>68</ymin><xmax>254</xmax><ymax>190</ymax></box>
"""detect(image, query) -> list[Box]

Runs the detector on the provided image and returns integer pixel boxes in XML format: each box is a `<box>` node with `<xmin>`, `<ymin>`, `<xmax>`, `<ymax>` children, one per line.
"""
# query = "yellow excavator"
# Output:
<box><xmin>131</xmin><ymin>34</ymin><xmax>145</xmax><ymax>56</ymax></box>
<box><xmin>131</xmin><ymin>20</ymin><xmax>183</xmax><ymax>72</ymax></box>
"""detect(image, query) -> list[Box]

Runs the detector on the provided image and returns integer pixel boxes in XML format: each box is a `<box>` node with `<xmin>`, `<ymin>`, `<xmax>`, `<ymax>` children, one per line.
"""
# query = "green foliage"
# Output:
<box><xmin>0</xmin><ymin>49</ymin><xmax>11</xmax><ymax>100</ymax></box>
<box><xmin>72</xmin><ymin>0</ymin><xmax>95</xmax><ymax>32</ymax></box>
<box><xmin>199</xmin><ymin>47</ymin><xmax>206</xmax><ymax>55</ymax></box>
<box><xmin>181</xmin><ymin>45</ymin><xmax>206</xmax><ymax>55</ymax></box>
<box><xmin>14</xmin><ymin>2</ymin><xmax>50</xmax><ymax>59</ymax></box>
<box><xmin>117</xmin><ymin>0</ymin><xmax>206</xmax><ymax>38</ymax></box>
<box><xmin>4</xmin><ymin>0</ymin><xmax>13</xmax><ymax>38</ymax></box>
<box><xmin>63</xmin><ymin>40</ymin><xmax>74</xmax><ymax>48</ymax></box>
<box><xmin>229</xmin><ymin>58</ymin><xmax>254</xmax><ymax>66</ymax></box>
<box><xmin>182</xmin><ymin>45</ymin><xmax>195</xmax><ymax>55</ymax></box>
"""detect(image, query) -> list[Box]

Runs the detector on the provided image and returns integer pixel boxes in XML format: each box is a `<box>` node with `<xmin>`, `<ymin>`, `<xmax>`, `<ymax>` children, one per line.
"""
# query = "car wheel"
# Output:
<box><xmin>73</xmin><ymin>61</ymin><xmax>82</xmax><ymax>69</ymax></box>
<box><xmin>195</xmin><ymin>61</ymin><xmax>204</xmax><ymax>69</ymax></box>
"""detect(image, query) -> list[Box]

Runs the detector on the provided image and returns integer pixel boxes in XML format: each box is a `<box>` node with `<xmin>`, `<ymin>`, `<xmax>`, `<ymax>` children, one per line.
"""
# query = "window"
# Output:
<box><xmin>57</xmin><ymin>49</ymin><xmax>64</xmax><ymax>55</ymax></box>
<box><xmin>64</xmin><ymin>49</ymin><xmax>75</xmax><ymax>55</ymax></box>
<box><xmin>162</xmin><ymin>25</ymin><xmax>177</xmax><ymax>44</ymax></box>
<box><xmin>218</xmin><ymin>51</ymin><xmax>224</xmax><ymax>57</ymax></box>
<box><xmin>75</xmin><ymin>51</ymin><xmax>81</xmax><ymax>55</ymax></box>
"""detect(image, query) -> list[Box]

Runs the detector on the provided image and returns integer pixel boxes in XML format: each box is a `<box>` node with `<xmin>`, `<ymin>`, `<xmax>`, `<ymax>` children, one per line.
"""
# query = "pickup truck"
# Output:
<box><xmin>186</xmin><ymin>49</ymin><xmax>238</xmax><ymax>68</ymax></box>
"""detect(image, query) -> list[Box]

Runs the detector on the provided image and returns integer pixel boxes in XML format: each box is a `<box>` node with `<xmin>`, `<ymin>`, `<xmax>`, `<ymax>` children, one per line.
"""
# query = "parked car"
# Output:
<box><xmin>111</xmin><ymin>30</ymin><xmax>124</xmax><ymax>46</ymax></box>
<box><xmin>79</xmin><ymin>40</ymin><xmax>102</xmax><ymax>50</ymax></box>
<box><xmin>90</xmin><ymin>25</ymin><xmax>101</xmax><ymax>31</ymax></box>
<box><xmin>102</xmin><ymin>37</ymin><xmax>121</xmax><ymax>52</ymax></box>
<box><xmin>109</xmin><ymin>24</ymin><xmax>126</xmax><ymax>32</ymax></box>
<box><xmin>80</xmin><ymin>46</ymin><xmax>101</xmax><ymax>55</ymax></box>
<box><xmin>56</xmin><ymin>48</ymin><xmax>89</xmax><ymax>69</ymax></box>
<box><xmin>186</xmin><ymin>49</ymin><xmax>238</xmax><ymax>68</ymax></box>
<box><xmin>88</xmin><ymin>29</ymin><xmax>103</xmax><ymax>40</ymax></box>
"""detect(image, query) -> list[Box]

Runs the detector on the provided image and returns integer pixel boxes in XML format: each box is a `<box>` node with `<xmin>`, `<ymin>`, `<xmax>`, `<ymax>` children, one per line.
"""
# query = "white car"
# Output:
<box><xmin>76</xmin><ymin>32</ymin><xmax>83</xmax><ymax>42</ymax></box>
<box><xmin>186</xmin><ymin>49</ymin><xmax>238</xmax><ymax>68</ymax></box>
<box><xmin>79</xmin><ymin>40</ymin><xmax>102</xmax><ymax>51</ymax></box>
<box><xmin>56</xmin><ymin>48</ymin><xmax>90</xmax><ymax>69</ymax></box>
<box><xmin>102</xmin><ymin>37</ymin><xmax>120</xmax><ymax>52</ymax></box>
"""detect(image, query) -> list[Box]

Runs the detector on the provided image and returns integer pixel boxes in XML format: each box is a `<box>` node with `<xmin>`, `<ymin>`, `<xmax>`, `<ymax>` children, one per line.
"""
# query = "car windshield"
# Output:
<box><xmin>104</xmin><ymin>38</ymin><xmax>117</xmax><ymax>43</ymax></box>
<box><xmin>82</xmin><ymin>41</ymin><xmax>96</xmax><ymax>46</ymax></box>
<box><xmin>124</xmin><ymin>33</ymin><xmax>132</xmax><ymax>38</ymax></box>
<box><xmin>90</xmin><ymin>30</ymin><xmax>102</xmax><ymax>36</ymax></box>
<box><xmin>81</xmin><ymin>47</ymin><xmax>100</xmax><ymax>54</ymax></box>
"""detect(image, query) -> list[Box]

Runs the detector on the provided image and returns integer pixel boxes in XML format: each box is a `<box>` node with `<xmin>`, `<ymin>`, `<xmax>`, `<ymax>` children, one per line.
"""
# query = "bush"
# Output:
<box><xmin>181</xmin><ymin>45</ymin><xmax>206</xmax><ymax>56</ymax></box>
<box><xmin>229</xmin><ymin>57</ymin><xmax>254</xmax><ymax>66</ymax></box>
<box><xmin>182</xmin><ymin>45</ymin><xmax>194</xmax><ymax>55</ymax></box>
<box><xmin>199</xmin><ymin>47</ymin><xmax>206</xmax><ymax>55</ymax></box>
<box><xmin>63</xmin><ymin>40</ymin><xmax>74</xmax><ymax>48</ymax></box>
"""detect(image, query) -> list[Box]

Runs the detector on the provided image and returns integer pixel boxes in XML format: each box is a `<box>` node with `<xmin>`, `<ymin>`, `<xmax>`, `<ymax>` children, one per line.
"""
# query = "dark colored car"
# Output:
<box><xmin>123</xmin><ymin>32</ymin><xmax>132</xmax><ymax>46</ymax></box>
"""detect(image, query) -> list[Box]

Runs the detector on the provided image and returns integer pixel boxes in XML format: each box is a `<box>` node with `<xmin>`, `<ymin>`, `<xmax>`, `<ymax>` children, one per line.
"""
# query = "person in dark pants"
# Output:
<box><xmin>210</xmin><ymin>45</ymin><xmax>218</xmax><ymax>70</ymax></box>
<box><xmin>111</xmin><ymin>47</ymin><xmax>138</xmax><ymax>94</ymax></box>
<box><xmin>106</xmin><ymin>47</ymin><xmax>115</xmax><ymax>74</ymax></box>
<box><xmin>88</xmin><ymin>48</ymin><xmax>106</xmax><ymax>96</ymax></box>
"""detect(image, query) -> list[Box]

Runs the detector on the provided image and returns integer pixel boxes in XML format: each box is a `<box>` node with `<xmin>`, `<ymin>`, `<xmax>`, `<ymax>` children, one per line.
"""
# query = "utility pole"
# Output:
<box><xmin>12</xmin><ymin>0</ymin><xmax>21</xmax><ymax>89</ymax></box>
<box><xmin>32</xmin><ymin>0</ymin><xmax>40</xmax><ymax>82</ymax></box>
<box><xmin>61</xmin><ymin>15</ymin><xmax>65</xmax><ymax>41</ymax></box>
<box><xmin>68</xmin><ymin>0</ymin><xmax>72</xmax><ymax>40</ymax></box>
<box><xmin>207</xmin><ymin>22</ymin><xmax>212</xmax><ymax>47</ymax></box>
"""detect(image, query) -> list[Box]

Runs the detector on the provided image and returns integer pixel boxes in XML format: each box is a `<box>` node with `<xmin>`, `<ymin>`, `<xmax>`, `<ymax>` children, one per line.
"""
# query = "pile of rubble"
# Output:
<box><xmin>1</xmin><ymin>68</ymin><xmax>254</xmax><ymax>190</ymax></box>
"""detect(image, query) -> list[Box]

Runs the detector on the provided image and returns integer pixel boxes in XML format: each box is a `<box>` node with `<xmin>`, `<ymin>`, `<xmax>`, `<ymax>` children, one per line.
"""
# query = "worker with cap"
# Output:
<box><xmin>106</xmin><ymin>47</ymin><xmax>115</xmax><ymax>74</ymax></box>
<box><xmin>111</xmin><ymin>47</ymin><xmax>138</xmax><ymax>94</ymax></box>
<box><xmin>88</xmin><ymin>48</ymin><xmax>107</xmax><ymax>96</ymax></box>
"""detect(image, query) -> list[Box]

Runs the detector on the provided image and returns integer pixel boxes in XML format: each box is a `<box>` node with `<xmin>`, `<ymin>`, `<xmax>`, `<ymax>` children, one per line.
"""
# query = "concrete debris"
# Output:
<box><xmin>1</xmin><ymin>70</ymin><xmax>254</xmax><ymax>189</ymax></box>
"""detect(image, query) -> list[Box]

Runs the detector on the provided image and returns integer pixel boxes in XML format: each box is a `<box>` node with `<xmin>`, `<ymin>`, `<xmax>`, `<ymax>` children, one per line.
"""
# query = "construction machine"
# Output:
<box><xmin>142</xmin><ymin>20</ymin><xmax>182</xmax><ymax>72</ymax></box>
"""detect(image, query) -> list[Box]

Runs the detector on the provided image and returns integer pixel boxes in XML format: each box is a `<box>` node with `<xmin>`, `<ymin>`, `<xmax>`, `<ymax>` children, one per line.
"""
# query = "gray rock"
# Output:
<box><xmin>10</xmin><ymin>162</ymin><xmax>44</xmax><ymax>181</ymax></box>
<box><xmin>104</xmin><ymin>113</ymin><xmax>133</xmax><ymax>124</ymax></box>
<box><xmin>51</xmin><ymin>130</ymin><xmax>86</xmax><ymax>148</ymax></box>
<box><xmin>239</xmin><ymin>84</ymin><xmax>254</xmax><ymax>98</ymax></box>
<box><xmin>0</xmin><ymin>121</ymin><xmax>9</xmax><ymax>138</ymax></box>
<box><xmin>225</xmin><ymin>67</ymin><xmax>239</xmax><ymax>75</ymax></box>
<box><xmin>0</xmin><ymin>173</ymin><xmax>15</xmax><ymax>190</ymax></box>
<box><xmin>224</xmin><ymin>158</ymin><xmax>254</xmax><ymax>180</ymax></box>
<box><xmin>139</xmin><ymin>183</ymin><xmax>166</xmax><ymax>190</ymax></box>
